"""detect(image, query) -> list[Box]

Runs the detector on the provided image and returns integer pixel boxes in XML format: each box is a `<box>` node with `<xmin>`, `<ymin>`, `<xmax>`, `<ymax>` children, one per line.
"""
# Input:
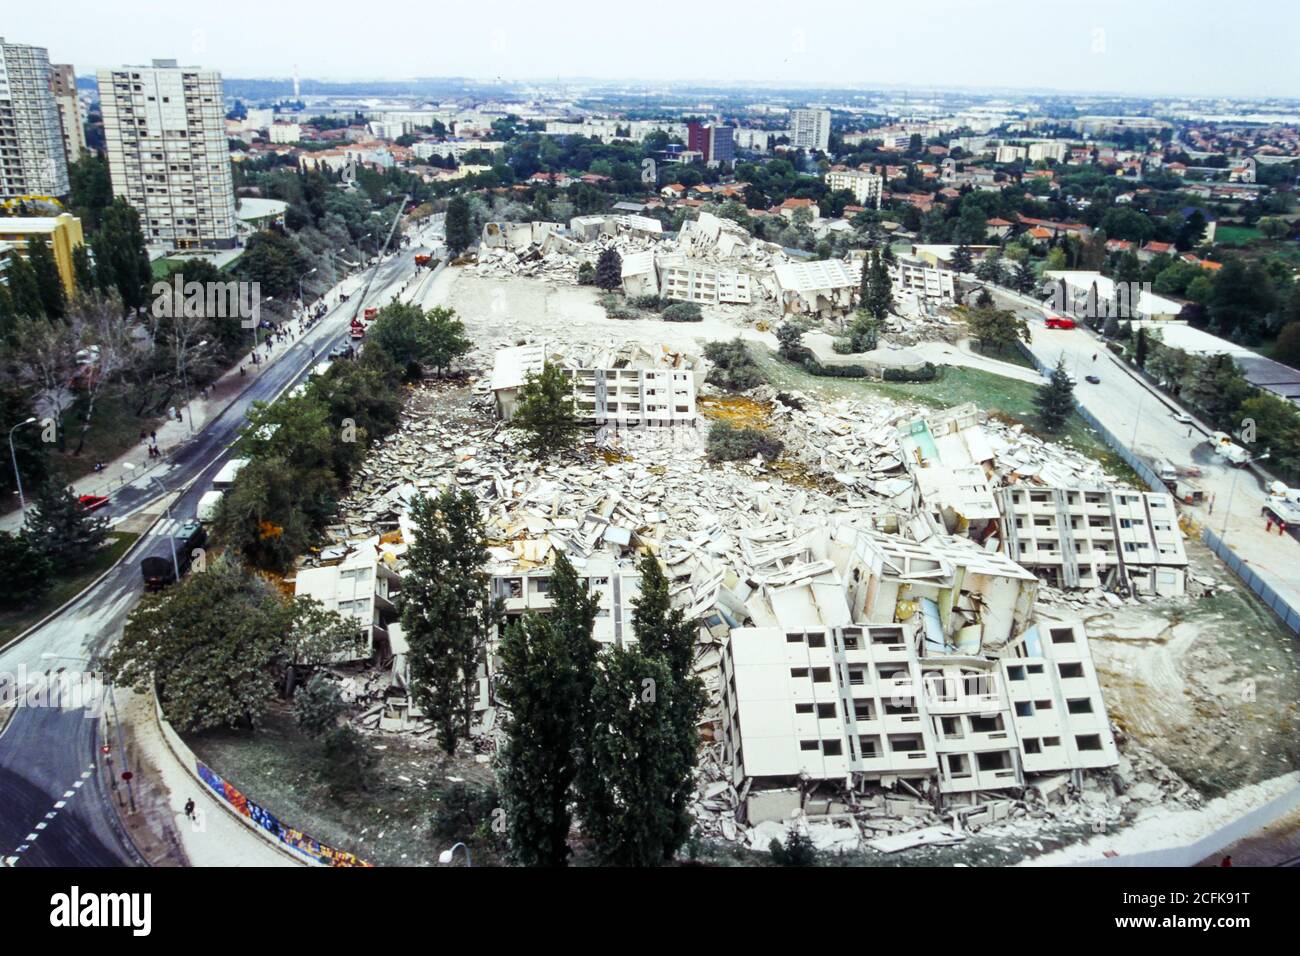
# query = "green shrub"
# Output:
<box><xmin>703</xmin><ymin>339</ymin><xmax>765</xmax><ymax>392</ymax></box>
<box><xmin>769</xmin><ymin>830</ymin><xmax>819</xmax><ymax>866</ymax></box>
<box><xmin>707</xmin><ymin>422</ymin><xmax>784</xmax><ymax>463</ymax></box>
<box><xmin>662</xmin><ymin>302</ymin><xmax>703</xmax><ymax>323</ymax></box>
<box><xmin>882</xmin><ymin>362</ymin><xmax>939</xmax><ymax>382</ymax></box>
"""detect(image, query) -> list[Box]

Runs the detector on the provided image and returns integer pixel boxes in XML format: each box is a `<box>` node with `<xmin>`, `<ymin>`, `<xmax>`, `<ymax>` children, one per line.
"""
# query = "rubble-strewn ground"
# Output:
<box><xmin>188</xmin><ymin>705</ymin><xmax>502</xmax><ymax>868</ymax></box>
<box><xmin>1081</xmin><ymin>538</ymin><xmax>1300</xmax><ymax>798</ymax></box>
<box><xmin>194</xmin><ymin>263</ymin><xmax>1299</xmax><ymax>865</ymax></box>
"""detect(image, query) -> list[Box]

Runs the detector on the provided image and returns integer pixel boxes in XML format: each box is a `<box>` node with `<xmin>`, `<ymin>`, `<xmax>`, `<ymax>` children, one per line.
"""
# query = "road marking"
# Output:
<box><xmin>6</xmin><ymin>761</ymin><xmax>104</xmax><ymax>862</ymax></box>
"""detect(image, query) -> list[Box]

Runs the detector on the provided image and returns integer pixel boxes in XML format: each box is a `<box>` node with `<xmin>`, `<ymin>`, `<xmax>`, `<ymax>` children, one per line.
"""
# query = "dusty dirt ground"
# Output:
<box><xmin>1086</xmin><ymin>538</ymin><xmax>1300</xmax><ymax>798</ymax></box>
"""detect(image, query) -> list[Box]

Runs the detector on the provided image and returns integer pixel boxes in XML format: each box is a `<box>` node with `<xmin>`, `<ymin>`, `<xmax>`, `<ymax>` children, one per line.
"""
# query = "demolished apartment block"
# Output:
<box><xmin>720</xmin><ymin>525</ymin><xmax>1116</xmax><ymax>814</ymax></box>
<box><xmin>773</xmin><ymin>259</ymin><xmax>858</xmax><ymax>319</ymax></box>
<box><xmin>620</xmin><ymin>249</ymin><xmax>659</xmax><ymax>298</ymax></box>
<box><xmin>656</xmin><ymin>254</ymin><xmax>752</xmax><ymax>305</ymax></box>
<box><xmin>481</xmin><ymin>220</ymin><xmax>565</xmax><ymax>250</ymax></box>
<box><xmin>491</xmin><ymin>553</ymin><xmax>643</xmax><ymax>647</ymax></box>
<box><xmin>998</xmin><ymin>485</ymin><xmax>1188</xmax><ymax>596</ymax></box>
<box><xmin>569</xmin><ymin>213</ymin><xmax>664</xmax><ymax>242</ymax></box>
<box><xmin>897</xmin><ymin>403</ymin><xmax>1000</xmax><ymax>541</ymax></box>
<box><xmin>490</xmin><ymin>341</ymin><xmax>699</xmax><ymax>427</ymax></box>
<box><xmin>293</xmin><ymin>541</ymin><xmax>401</xmax><ymax>661</ymax></box>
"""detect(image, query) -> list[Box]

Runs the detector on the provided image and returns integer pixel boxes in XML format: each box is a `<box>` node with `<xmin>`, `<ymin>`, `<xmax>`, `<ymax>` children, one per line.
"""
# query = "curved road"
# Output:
<box><xmin>0</xmin><ymin>233</ymin><xmax>439</xmax><ymax>867</ymax></box>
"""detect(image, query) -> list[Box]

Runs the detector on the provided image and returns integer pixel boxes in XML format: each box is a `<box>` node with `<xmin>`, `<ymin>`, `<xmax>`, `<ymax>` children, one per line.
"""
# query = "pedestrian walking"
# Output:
<box><xmin>184</xmin><ymin>798</ymin><xmax>195</xmax><ymax>820</ymax></box>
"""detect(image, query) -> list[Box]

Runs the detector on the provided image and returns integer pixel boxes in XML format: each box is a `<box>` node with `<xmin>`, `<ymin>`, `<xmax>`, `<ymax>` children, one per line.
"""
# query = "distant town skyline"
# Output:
<box><xmin>7</xmin><ymin>0</ymin><xmax>1298</xmax><ymax>101</ymax></box>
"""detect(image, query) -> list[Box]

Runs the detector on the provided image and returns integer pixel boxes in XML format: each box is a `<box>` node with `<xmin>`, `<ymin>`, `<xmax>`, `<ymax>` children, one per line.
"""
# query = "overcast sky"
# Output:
<box><xmin>7</xmin><ymin>0</ymin><xmax>1296</xmax><ymax>99</ymax></box>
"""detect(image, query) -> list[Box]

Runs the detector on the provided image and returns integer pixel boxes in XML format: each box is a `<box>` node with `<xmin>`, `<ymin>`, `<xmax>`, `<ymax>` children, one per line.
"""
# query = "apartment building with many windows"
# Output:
<box><xmin>998</xmin><ymin>485</ymin><xmax>1187</xmax><ymax>596</ymax></box>
<box><xmin>825</xmin><ymin>166</ymin><xmax>883</xmax><ymax>208</ymax></box>
<box><xmin>48</xmin><ymin>63</ymin><xmax>86</xmax><ymax>163</ymax></box>
<box><xmin>97</xmin><ymin>59</ymin><xmax>237</xmax><ymax>249</ymax></box>
<box><xmin>789</xmin><ymin>108</ymin><xmax>831</xmax><ymax>152</ymax></box>
<box><xmin>0</xmin><ymin>37</ymin><xmax>69</xmax><ymax>199</ymax></box>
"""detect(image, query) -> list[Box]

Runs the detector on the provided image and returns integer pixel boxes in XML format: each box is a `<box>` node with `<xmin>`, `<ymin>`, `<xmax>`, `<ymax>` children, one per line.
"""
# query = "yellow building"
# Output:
<box><xmin>0</xmin><ymin>213</ymin><xmax>86</xmax><ymax>298</ymax></box>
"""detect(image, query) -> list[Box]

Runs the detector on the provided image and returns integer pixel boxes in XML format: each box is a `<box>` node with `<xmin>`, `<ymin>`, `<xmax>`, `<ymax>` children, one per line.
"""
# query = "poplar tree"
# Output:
<box><xmin>400</xmin><ymin>487</ymin><xmax>501</xmax><ymax>753</ymax></box>
<box><xmin>496</xmin><ymin>553</ymin><xmax>597</xmax><ymax>866</ymax></box>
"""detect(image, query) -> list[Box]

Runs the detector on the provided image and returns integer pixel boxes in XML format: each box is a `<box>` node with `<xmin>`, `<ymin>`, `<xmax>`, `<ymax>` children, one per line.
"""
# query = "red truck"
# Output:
<box><xmin>363</xmin><ymin>307</ymin><xmax>378</xmax><ymax>321</ymax></box>
<box><xmin>350</xmin><ymin>319</ymin><xmax>366</xmax><ymax>340</ymax></box>
<box><xmin>1044</xmin><ymin>315</ymin><xmax>1076</xmax><ymax>330</ymax></box>
<box><xmin>414</xmin><ymin>254</ymin><xmax>431</xmax><ymax>267</ymax></box>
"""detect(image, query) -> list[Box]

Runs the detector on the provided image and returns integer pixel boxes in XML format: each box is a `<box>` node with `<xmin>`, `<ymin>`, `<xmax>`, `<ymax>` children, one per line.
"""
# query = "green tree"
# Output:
<box><xmin>575</xmin><ymin>645</ymin><xmax>679</xmax><ymax>866</ymax></box>
<box><xmin>949</xmin><ymin>243</ymin><xmax>974</xmax><ymax>274</ymax></box>
<box><xmin>369</xmin><ymin>302</ymin><xmax>470</xmax><ymax>379</ymax></box>
<box><xmin>1012</xmin><ymin>257</ymin><xmax>1037</xmax><ymax>294</ymax></box>
<box><xmin>98</xmin><ymin>199</ymin><xmax>153</xmax><ymax>312</ymax></box>
<box><xmin>0</xmin><ymin>531</ymin><xmax>53</xmax><ymax>609</ymax></box>
<box><xmin>975</xmin><ymin>249</ymin><xmax>1005</xmax><ymax>285</ymax></box>
<box><xmin>1034</xmin><ymin>357</ymin><xmax>1075</xmax><ymax>433</ymax></box>
<box><xmin>595</xmin><ymin>247</ymin><xmax>623</xmax><ymax>292</ymax></box>
<box><xmin>769</xmin><ymin>829</ymin><xmax>819</xmax><ymax>866</ymax></box>
<box><xmin>399</xmin><ymin>487</ymin><xmax>501</xmax><ymax>753</ymax></box>
<box><xmin>4</xmin><ymin>252</ymin><xmax>46</xmax><ymax>319</ymax></box>
<box><xmin>444</xmin><ymin>195</ymin><xmax>473</xmax><ymax>255</ymax></box>
<box><xmin>511</xmin><ymin>362</ymin><xmax>580</xmax><ymax>457</ymax></box>
<box><xmin>776</xmin><ymin>320</ymin><xmax>807</xmax><ymax>359</ymax></box>
<box><xmin>959</xmin><ymin>306</ymin><xmax>1029</xmax><ymax>355</ymax></box>
<box><xmin>108</xmin><ymin>557</ymin><xmax>351</xmax><ymax>732</ymax></box>
<box><xmin>496</xmin><ymin>568</ymin><xmax>594</xmax><ymax>866</ymax></box>
<box><xmin>1135</xmin><ymin>327</ymin><xmax>1149</xmax><ymax>369</ymax></box>
<box><xmin>23</xmin><ymin>482</ymin><xmax>108</xmax><ymax>570</ymax></box>
<box><xmin>25</xmin><ymin>236</ymin><xmax>67</xmax><ymax>320</ymax></box>
<box><xmin>294</xmin><ymin>673</ymin><xmax>345</xmax><ymax>737</ymax></box>
<box><xmin>629</xmin><ymin>553</ymin><xmax>707</xmax><ymax>861</ymax></box>
<box><xmin>863</xmin><ymin>249</ymin><xmax>894</xmax><ymax>321</ymax></box>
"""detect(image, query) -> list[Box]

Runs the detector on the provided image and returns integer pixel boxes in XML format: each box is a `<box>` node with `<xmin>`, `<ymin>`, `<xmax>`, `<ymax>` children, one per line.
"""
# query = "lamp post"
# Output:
<box><xmin>438</xmin><ymin>842</ymin><xmax>472</xmax><ymax>867</ymax></box>
<box><xmin>8</xmin><ymin>416</ymin><xmax>38</xmax><ymax>513</ymax></box>
<box><xmin>1220</xmin><ymin>450</ymin><xmax>1269</xmax><ymax>546</ymax></box>
<box><xmin>179</xmin><ymin>340</ymin><xmax>208</xmax><ymax>436</ymax></box>
<box><xmin>124</xmin><ymin>464</ymin><xmax>179</xmax><ymax>581</ymax></box>
<box><xmin>298</xmin><ymin>268</ymin><xmax>317</xmax><ymax>312</ymax></box>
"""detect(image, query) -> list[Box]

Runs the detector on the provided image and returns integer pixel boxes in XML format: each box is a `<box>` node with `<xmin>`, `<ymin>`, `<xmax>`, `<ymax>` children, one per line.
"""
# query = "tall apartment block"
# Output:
<box><xmin>49</xmin><ymin>63</ymin><xmax>86</xmax><ymax>162</ymax></box>
<box><xmin>96</xmin><ymin>60</ymin><xmax>237</xmax><ymax>250</ymax></box>
<box><xmin>790</xmin><ymin>108</ymin><xmax>831</xmax><ymax>152</ymax></box>
<box><xmin>0</xmin><ymin>38</ymin><xmax>70</xmax><ymax>199</ymax></box>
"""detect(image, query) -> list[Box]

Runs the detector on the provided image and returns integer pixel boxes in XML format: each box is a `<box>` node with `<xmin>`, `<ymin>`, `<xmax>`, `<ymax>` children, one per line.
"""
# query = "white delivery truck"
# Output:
<box><xmin>212</xmin><ymin>457</ymin><xmax>250</xmax><ymax>490</ymax></box>
<box><xmin>196</xmin><ymin>490</ymin><xmax>224</xmax><ymax>523</ymax></box>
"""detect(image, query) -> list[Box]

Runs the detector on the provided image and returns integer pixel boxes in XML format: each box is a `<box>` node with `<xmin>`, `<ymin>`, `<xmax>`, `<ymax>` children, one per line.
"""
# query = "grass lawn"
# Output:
<box><xmin>0</xmin><ymin>531</ymin><xmax>139</xmax><ymax>648</ymax></box>
<box><xmin>52</xmin><ymin>393</ymin><xmax>163</xmax><ymax>486</ymax></box>
<box><xmin>1214</xmin><ymin>225</ymin><xmax>1263</xmax><ymax>246</ymax></box>
<box><xmin>748</xmin><ymin>344</ymin><xmax>1139</xmax><ymax>481</ymax></box>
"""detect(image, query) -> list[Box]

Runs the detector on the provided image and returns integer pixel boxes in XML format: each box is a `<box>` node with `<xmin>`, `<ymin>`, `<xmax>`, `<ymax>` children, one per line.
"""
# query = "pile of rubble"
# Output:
<box><xmin>301</xmin><ymin>340</ymin><xmax>1202</xmax><ymax>861</ymax></box>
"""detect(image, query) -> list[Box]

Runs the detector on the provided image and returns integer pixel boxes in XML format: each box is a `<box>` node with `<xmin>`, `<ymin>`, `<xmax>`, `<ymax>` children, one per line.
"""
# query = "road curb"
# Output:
<box><xmin>0</xmin><ymin>515</ymin><xmax>163</xmax><ymax>656</ymax></box>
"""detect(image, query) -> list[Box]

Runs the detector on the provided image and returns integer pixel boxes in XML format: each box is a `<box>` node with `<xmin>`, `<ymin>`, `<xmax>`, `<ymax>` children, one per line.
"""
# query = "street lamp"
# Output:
<box><xmin>438</xmin><ymin>842</ymin><xmax>472</xmax><ymax>867</ymax></box>
<box><xmin>123</xmin><ymin>464</ymin><xmax>179</xmax><ymax>581</ymax></box>
<box><xmin>298</xmin><ymin>268</ymin><xmax>317</xmax><ymax>311</ymax></box>
<box><xmin>8</xmin><ymin>416</ymin><xmax>38</xmax><ymax>514</ymax></box>
<box><xmin>1220</xmin><ymin>450</ymin><xmax>1269</xmax><ymax>546</ymax></box>
<box><xmin>179</xmin><ymin>340</ymin><xmax>208</xmax><ymax>437</ymax></box>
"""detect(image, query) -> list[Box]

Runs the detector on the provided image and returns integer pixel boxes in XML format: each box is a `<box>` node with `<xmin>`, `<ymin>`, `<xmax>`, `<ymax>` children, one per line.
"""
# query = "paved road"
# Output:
<box><xmin>988</xmin><ymin>285</ymin><xmax>1300</xmax><ymax>619</ymax></box>
<box><xmin>0</xmin><ymin>228</ymin><xmax>439</xmax><ymax>867</ymax></box>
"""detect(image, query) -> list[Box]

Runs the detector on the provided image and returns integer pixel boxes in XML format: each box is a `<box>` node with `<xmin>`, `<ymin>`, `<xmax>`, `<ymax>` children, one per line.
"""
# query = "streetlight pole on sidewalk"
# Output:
<box><xmin>1220</xmin><ymin>451</ymin><xmax>1269</xmax><ymax>547</ymax></box>
<box><xmin>180</xmin><ymin>340</ymin><xmax>208</xmax><ymax>437</ymax></box>
<box><xmin>8</xmin><ymin>416</ymin><xmax>37</xmax><ymax>514</ymax></box>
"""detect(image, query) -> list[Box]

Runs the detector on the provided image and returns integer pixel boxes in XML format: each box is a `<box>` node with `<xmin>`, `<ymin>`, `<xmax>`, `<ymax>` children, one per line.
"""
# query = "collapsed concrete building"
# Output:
<box><xmin>292</xmin><ymin>538</ymin><xmax>402</xmax><ymax>661</ymax></box>
<box><xmin>998</xmin><ymin>486</ymin><xmax>1188</xmax><ymax>596</ymax></box>
<box><xmin>490</xmin><ymin>341</ymin><xmax>702</xmax><ymax>427</ymax></box>
<box><xmin>773</xmin><ymin>259</ymin><xmax>859</xmax><ymax>319</ymax></box>
<box><xmin>719</xmin><ymin>524</ymin><xmax>1117</xmax><ymax>815</ymax></box>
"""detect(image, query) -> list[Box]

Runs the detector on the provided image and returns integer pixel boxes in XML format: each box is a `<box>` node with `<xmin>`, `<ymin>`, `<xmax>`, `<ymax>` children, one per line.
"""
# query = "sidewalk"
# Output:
<box><xmin>118</xmin><ymin>689</ymin><xmax>296</xmax><ymax>867</ymax></box>
<box><xmin>1</xmin><ymin>274</ymin><xmax>365</xmax><ymax>533</ymax></box>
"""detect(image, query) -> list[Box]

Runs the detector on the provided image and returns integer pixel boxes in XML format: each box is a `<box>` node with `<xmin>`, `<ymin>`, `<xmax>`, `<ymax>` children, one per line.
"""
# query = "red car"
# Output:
<box><xmin>78</xmin><ymin>494</ymin><xmax>110</xmax><ymax>512</ymax></box>
<box><xmin>1044</xmin><ymin>315</ymin><xmax>1076</xmax><ymax>330</ymax></box>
